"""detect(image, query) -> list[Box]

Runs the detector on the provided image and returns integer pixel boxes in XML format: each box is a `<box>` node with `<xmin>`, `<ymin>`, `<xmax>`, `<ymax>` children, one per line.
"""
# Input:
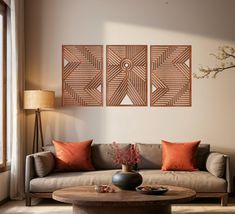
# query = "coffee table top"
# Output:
<box><xmin>52</xmin><ymin>185</ymin><xmax>196</xmax><ymax>206</ymax></box>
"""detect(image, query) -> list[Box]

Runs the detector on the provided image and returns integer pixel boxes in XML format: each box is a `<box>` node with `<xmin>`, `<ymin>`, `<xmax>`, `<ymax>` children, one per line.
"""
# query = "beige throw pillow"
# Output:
<box><xmin>206</xmin><ymin>152</ymin><xmax>225</xmax><ymax>178</ymax></box>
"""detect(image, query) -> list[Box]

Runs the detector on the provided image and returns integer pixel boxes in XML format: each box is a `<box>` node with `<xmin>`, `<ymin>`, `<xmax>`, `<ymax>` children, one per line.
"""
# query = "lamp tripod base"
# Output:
<box><xmin>33</xmin><ymin>109</ymin><xmax>44</xmax><ymax>153</ymax></box>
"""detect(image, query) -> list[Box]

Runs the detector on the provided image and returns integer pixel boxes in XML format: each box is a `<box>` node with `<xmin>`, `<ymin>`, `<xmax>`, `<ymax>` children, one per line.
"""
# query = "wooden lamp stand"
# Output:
<box><xmin>33</xmin><ymin>109</ymin><xmax>44</xmax><ymax>153</ymax></box>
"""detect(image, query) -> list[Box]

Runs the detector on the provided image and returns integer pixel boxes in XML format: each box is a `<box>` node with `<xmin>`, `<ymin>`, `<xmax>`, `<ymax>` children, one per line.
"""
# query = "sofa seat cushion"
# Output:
<box><xmin>30</xmin><ymin>170</ymin><xmax>116</xmax><ymax>192</ymax></box>
<box><xmin>139</xmin><ymin>170</ymin><xmax>227</xmax><ymax>193</ymax></box>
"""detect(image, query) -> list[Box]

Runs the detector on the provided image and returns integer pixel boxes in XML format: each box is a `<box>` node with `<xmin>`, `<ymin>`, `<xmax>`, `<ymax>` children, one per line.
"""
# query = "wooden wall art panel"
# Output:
<box><xmin>62</xmin><ymin>45</ymin><xmax>103</xmax><ymax>106</ymax></box>
<box><xmin>150</xmin><ymin>45</ymin><xmax>191</xmax><ymax>107</ymax></box>
<box><xmin>106</xmin><ymin>45</ymin><xmax>147</xmax><ymax>106</ymax></box>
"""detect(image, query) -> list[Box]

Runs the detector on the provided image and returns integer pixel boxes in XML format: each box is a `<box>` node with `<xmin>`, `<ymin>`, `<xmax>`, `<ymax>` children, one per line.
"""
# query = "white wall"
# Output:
<box><xmin>0</xmin><ymin>171</ymin><xmax>9</xmax><ymax>201</ymax></box>
<box><xmin>25</xmin><ymin>0</ymin><xmax>235</xmax><ymax>186</ymax></box>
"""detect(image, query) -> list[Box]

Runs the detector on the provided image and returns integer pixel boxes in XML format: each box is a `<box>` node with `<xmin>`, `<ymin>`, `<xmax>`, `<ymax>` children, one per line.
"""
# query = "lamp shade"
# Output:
<box><xmin>24</xmin><ymin>90</ymin><xmax>55</xmax><ymax>110</ymax></box>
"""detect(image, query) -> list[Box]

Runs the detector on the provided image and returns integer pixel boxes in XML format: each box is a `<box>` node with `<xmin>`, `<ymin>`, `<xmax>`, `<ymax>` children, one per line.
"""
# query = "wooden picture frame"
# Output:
<box><xmin>106</xmin><ymin>45</ymin><xmax>148</xmax><ymax>106</ymax></box>
<box><xmin>150</xmin><ymin>45</ymin><xmax>192</xmax><ymax>107</ymax></box>
<box><xmin>62</xmin><ymin>45</ymin><xmax>103</xmax><ymax>106</ymax></box>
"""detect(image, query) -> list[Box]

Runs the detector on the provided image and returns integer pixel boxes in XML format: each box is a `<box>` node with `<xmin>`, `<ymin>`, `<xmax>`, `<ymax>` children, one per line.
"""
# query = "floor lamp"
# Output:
<box><xmin>24</xmin><ymin>90</ymin><xmax>55</xmax><ymax>153</ymax></box>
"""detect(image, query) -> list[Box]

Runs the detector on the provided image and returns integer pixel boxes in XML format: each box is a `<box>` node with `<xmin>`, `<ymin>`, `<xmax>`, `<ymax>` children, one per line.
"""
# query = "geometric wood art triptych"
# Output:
<box><xmin>62</xmin><ymin>45</ymin><xmax>192</xmax><ymax>107</ymax></box>
<box><xmin>106</xmin><ymin>45</ymin><xmax>147</xmax><ymax>106</ymax></box>
<box><xmin>150</xmin><ymin>45</ymin><xmax>191</xmax><ymax>106</ymax></box>
<box><xmin>62</xmin><ymin>45</ymin><xmax>103</xmax><ymax>106</ymax></box>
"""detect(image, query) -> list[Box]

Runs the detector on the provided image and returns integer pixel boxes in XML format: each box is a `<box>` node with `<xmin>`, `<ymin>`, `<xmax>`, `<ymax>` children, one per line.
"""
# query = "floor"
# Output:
<box><xmin>0</xmin><ymin>198</ymin><xmax>235</xmax><ymax>214</ymax></box>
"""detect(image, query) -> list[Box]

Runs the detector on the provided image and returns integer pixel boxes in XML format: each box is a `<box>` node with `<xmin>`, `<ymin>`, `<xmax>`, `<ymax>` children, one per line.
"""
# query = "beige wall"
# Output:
<box><xmin>25</xmin><ymin>0</ymin><xmax>235</xmax><ymax>185</ymax></box>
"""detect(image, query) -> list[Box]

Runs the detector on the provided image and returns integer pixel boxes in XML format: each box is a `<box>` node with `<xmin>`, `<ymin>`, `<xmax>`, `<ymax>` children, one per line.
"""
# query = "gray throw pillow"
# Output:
<box><xmin>34</xmin><ymin>151</ymin><xmax>55</xmax><ymax>177</ymax></box>
<box><xmin>206</xmin><ymin>152</ymin><xmax>225</xmax><ymax>178</ymax></box>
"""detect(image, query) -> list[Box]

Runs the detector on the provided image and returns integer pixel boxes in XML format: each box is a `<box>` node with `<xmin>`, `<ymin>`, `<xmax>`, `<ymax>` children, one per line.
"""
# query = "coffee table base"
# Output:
<box><xmin>73</xmin><ymin>204</ymin><xmax>171</xmax><ymax>214</ymax></box>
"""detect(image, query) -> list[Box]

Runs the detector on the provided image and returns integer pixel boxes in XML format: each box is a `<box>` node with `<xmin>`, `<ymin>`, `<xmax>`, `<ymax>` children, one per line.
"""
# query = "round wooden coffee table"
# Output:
<box><xmin>52</xmin><ymin>185</ymin><xmax>196</xmax><ymax>214</ymax></box>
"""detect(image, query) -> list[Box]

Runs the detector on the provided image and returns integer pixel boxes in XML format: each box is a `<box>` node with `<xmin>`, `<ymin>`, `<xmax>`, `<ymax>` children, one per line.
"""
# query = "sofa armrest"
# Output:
<box><xmin>25</xmin><ymin>151</ymin><xmax>56</xmax><ymax>194</ymax></box>
<box><xmin>25</xmin><ymin>154</ymin><xmax>36</xmax><ymax>194</ymax></box>
<box><xmin>206</xmin><ymin>152</ymin><xmax>231</xmax><ymax>193</ymax></box>
<box><xmin>224</xmin><ymin>155</ymin><xmax>232</xmax><ymax>193</ymax></box>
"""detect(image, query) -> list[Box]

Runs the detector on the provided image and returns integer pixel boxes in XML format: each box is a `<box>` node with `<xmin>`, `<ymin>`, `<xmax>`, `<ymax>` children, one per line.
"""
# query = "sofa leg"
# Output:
<box><xmin>26</xmin><ymin>195</ymin><xmax>31</xmax><ymax>206</ymax></box>
<box><xmin>221</xmin><ymin>194</ymin><xmax>228</xmax><ymax>206</ymax></box>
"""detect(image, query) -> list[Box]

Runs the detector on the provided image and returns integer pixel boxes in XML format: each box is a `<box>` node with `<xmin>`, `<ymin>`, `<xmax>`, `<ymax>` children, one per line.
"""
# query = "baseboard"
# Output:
<box><xmin>0</xmin><ymin>197</ymin><xmax>9</xmax><ymax>205</ymax></box>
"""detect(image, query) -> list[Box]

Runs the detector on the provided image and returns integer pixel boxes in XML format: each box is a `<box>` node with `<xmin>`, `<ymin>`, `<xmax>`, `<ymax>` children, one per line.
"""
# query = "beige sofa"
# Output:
<box><xmin>25</xmin><ymin>143</ymin><xmax>231</xmax><ymax>206</ymax></box>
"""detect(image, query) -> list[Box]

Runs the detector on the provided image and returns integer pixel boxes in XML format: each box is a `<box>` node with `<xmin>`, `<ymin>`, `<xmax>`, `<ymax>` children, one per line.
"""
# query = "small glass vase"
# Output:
<box><xmin>112</xmin><ymin>164</ymin><xmax>143</xmax><ymax>190</ymax></box>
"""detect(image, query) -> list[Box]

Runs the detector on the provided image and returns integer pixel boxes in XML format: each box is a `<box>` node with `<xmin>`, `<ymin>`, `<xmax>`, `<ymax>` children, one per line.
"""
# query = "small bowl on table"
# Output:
<box><xmin>136</xmin><ymin>186</ymin><xmax>168</xmax><ymax>195</ymax></box>
<box><xmin>95</xmin><ymin>185</ymin><xmax>115</xmax><ymax>193</ymax></box>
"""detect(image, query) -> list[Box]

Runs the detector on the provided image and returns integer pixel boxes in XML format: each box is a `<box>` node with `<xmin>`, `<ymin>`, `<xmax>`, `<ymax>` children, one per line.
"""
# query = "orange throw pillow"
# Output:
<box><xmin>161</xmin><ymin>140</ymin><xmax>200</xmax><ymax>171</ymax></box>
<box><xmin>53</xmin><ymin>139</ymin><xmax>95</xmax><ymax>171</ymax></box>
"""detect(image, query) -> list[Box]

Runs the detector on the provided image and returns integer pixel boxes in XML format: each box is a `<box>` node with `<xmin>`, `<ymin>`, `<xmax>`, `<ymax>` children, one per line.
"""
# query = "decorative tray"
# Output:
<box><xmin>136</xmin><ymin>186</ymin><xmax>168</xmax><ymax>195</ymax></box>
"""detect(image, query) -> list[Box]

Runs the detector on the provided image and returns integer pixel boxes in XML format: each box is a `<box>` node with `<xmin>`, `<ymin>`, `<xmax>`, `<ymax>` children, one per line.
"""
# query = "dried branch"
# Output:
<box><xmin>194</xmin><ymin>46</ymin><xmax>235</xmax><ymax>79</ymax></box>
<box><xmin>194</xmin><ymin>65</ymin><xmax>235</xmax><ymax>79</ymax></box>
<box><xmin>110</xmin><ymin>142</ymin><xmax>140</xmax><ymax>166</ymax></box>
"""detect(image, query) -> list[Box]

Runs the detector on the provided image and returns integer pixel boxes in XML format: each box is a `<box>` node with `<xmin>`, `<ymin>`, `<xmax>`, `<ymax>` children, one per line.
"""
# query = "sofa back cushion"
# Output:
<box><xmin>91</xmin><ymin>144</ymin><xmax>130</xmax><ymax>170</ymax></box>
<box><xmin>43</xmin><ymin>142</ymin><xmax>210</xmax><ymax>170</ymax></box>
<box><xmin>196</xmin><ymin>144</ymin><xmax>210</xmax><ymax>170</ymax></box>
<box><xmin>136</xmin><ymin>143</ymin><xmax>162</xmax><ymax>169</ymax></box>
<box><xmin>42</xmin><ymin>144</ymin><xmax>56</xmax><ymax>154</ymax></box>
<box><xmin>136</xmin><ymin>143</ymin><xmax>210</xmax><ymax>170</ymax></box>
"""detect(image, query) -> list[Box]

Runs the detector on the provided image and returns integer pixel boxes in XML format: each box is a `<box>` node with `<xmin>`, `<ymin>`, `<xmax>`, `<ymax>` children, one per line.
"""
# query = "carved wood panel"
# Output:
<box><xmin>62</xmin><ymin>45</ymin><xmax>103</xmax><ymax>106</ymax></box>
<box><xmin>106</xmin><ymin>45</ymin><xmax>147</xmax><ymax>106</ymax></box>
<box><xmin>150</xmin><ymin>45</ymin><xmax>191</xmax><ymax>106</ymax></box>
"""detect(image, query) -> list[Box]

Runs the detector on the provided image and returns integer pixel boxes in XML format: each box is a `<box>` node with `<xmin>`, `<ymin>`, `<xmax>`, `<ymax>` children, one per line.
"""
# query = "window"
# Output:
<box><xmin>0</xmin><ymin>1</ymin><xmax>7</xmax><ymax>172</ymax></box>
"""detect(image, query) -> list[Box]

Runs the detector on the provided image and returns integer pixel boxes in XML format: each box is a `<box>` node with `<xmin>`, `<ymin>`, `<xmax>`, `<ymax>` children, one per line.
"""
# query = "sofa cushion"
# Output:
<box><xmin>91</xmin><ymin>144</ymin><xmax>130</xmax><ymax>170</ymax></box>
<box><xmin>43</xmin><ymin>143</ymin><xmax>210</xmax><ymax>171</ymax></box>
<box><xmin>206</xmin><ymin>152</ymin><xmax>225</xmax><ymax>178</ymax></box>
<box><xmin>53</xmin><ymin>140</ymin><xmax>95</xmax><ymax>171</ymax></box>
<box><xmin>136</xmin><ymin>143</ymin><xmax>209</xmax><ymax>170</ymax></box>
<box><xmin>34</xmin><ymin>152</ymin><xmax>55</xmax><ymax>177</ymax></box>
<box><xmin>42</xmin><ymin>144</ymin><xmax>56</xmax><ymax>154</ymax></box>
<box><xmin>139</xmin><ymin>169</ymin><xmax>227</xmax><ymax>193</ymax></box>
<box><xmin>196</xmin><ymin>144</ymin><xmax>210</xmax><ymax>170</ymax></box>
<box><xmin>43</xmin><ymin>143</ymin><xmax>130</xmax><ymax>170</ymax></box>
<box><xmin>30</xmin><ymin>170</ymin><xmax>117</xmax><ymax>192</ymax></box>
<box><xmin>161</xmin><ymin>140</ymin><xmax>200</xmax><ymax>171</ymax></box>
<box><xmin>30</xmin><ymin>169</ymin><xmax>227</xmax><ymax>193</ymax></box>
<box><xmin>136</xmin><ymin>143</ymin><xmax>161</xmax><ymax>169</ymax></box>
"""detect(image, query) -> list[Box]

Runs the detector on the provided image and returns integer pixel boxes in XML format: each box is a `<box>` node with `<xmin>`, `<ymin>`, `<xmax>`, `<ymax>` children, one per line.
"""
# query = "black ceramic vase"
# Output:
<box><xmin>112</xmin><ymin>164</ymin><xmax>143</xmax><ymax>190</ymax></box>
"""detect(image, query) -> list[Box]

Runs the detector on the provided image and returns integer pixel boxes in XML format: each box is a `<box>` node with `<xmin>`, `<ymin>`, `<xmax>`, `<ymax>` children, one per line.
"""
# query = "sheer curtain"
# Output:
<box><xmin>5</xmin><ymin>0</ymin><xmax>25</xmax><ymax>200</ymax></box>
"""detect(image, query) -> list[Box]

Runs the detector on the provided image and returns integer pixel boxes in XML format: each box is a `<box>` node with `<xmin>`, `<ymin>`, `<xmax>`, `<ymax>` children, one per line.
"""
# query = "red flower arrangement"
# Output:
<box><xmin>111</xmin><ymin>142</ymin><xmax>140</xmax><ymax>166</ymax></box>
